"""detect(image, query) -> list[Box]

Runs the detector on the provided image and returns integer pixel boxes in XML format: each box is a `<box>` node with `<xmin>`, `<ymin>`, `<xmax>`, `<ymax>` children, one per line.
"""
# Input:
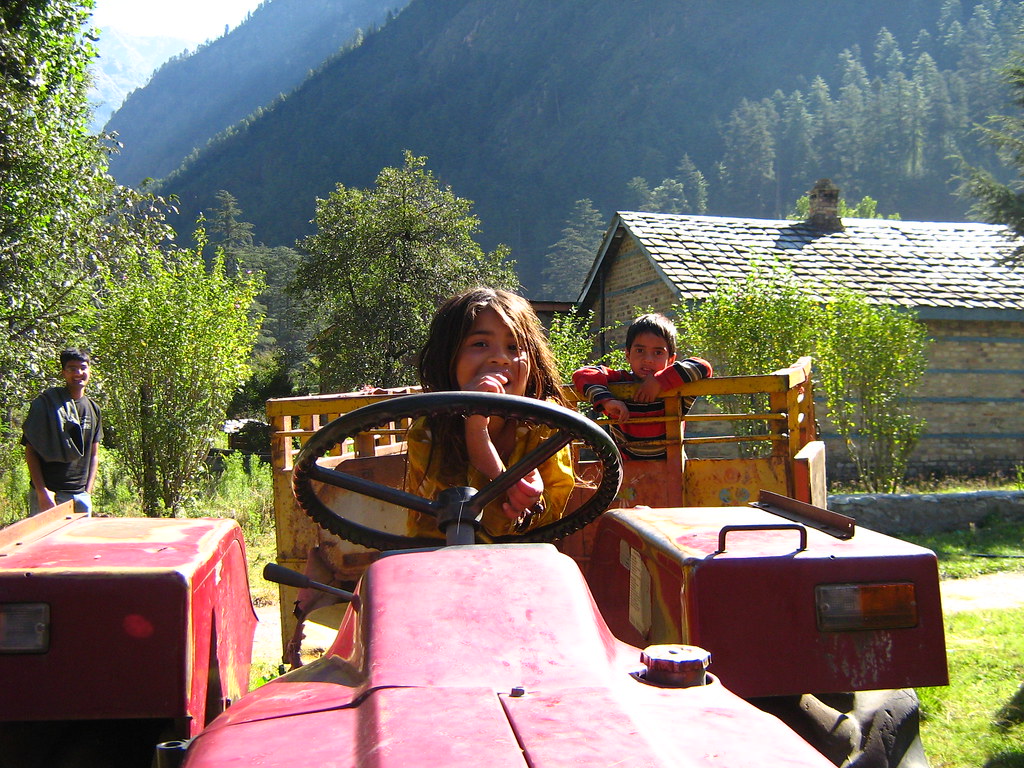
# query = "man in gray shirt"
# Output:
<box><xmin>22</xmin><ymin>349</ymin><xmax>103</xmax><ymax>515</ymax></box>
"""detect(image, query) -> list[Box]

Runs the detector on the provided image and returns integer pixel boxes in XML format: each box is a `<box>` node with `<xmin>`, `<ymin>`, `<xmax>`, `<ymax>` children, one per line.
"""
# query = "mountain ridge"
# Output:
<box><xmin>105</xmin><ymin>0</ymin><xmax>403</xmax><ymax>185</ymax></box>
<box><xmin>159</xmin><ymin>0</ymin><xmax>947</xmax><ymax>288</ymax></box>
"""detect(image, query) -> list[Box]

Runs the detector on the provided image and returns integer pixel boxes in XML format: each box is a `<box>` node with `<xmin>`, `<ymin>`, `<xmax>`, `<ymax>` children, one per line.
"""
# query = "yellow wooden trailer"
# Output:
<box><xmin>265</xmin><ymin>357</ymin><xmax>824</xmax><ymax>654</ymax></box>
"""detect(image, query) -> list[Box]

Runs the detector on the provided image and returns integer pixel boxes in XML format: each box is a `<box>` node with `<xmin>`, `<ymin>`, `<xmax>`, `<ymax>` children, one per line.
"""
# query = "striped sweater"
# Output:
<box><xmin>572</xmin><ymin>358</ymin><xmax>713</xmax><ymax>459</ymax></box>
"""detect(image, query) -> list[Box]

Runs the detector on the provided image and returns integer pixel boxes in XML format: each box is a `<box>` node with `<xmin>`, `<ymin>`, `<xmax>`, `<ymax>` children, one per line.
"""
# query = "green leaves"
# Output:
<box><xmin>675</xmin><ymin>261</ymin><xmax>929</xmax><ymax>489</ymax></box>
<box><xmin>675</xmin><ymin>260</ymin><xmax>820</xmax><ymax>455</ymax></box>
<box><xmin>292</xmin><ymin>151</ymin><xmax>518</xmax><ymax>392</ymax></box>
<box><xmin>677</xmin><ymin>259</ymin><xmax>820</xmax><ymax>378</ymax></box>
<box><xmin>93</xmin><ymin>233</ymin><xmax>262</xmax><ymax>516</ymax></box>
<box><xmin>0</xmin><ymin>1</ymin><xmax>182</xmax><ymax>436</ymax></box>
<box><xmin>817</xmin><ymin>290</ymin><xmax>929</xmax><ymax>492</ymax></box>
<box><xmin>546</xmin><ymin>306</ymin><xmax>625</xmax><ymax>384</ymax></box>
<box><xmin>540</xmin><ymin>199</ymin><xmax>605</xmax><ymax>301</ymax></box>
<box><xmin>957</xmin><ymin>52</ymin><xmax>1024</xmax><ymax>265</ymax></box>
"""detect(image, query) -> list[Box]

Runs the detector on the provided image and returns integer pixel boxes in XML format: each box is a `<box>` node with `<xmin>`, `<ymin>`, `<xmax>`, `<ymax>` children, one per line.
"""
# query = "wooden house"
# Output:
<box><xmin>576</xmin><ymin>180</ymin><xmax>1024</xmax><ymax>480</ymax></box>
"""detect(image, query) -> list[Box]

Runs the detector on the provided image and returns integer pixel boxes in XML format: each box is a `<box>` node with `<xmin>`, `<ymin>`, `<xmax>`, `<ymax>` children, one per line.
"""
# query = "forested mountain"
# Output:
<box><xmin>89</xmin><ymin>28</ymin><xmax>192</xmax><ymax>131</ymax></box>
<box><xmin>105</xmin><ymin>0</ymin><xmax>405</xmax><ymax>185</ymax></box>
<box><xmin>156</xmin><ymin>0</ymin><xmax>1024</xmax><ymax>295</ymax></box>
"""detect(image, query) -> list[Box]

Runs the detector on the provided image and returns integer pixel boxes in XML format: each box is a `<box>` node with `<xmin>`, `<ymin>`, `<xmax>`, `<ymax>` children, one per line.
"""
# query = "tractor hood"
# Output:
<box><xmin>184</xmin><ymin>544</ymin><xmax>833</xmax><ymax>767</ymax></box>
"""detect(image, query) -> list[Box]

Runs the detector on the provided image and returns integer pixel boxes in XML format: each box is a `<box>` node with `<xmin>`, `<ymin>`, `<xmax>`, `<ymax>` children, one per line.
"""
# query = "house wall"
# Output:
<box><xmin>581</xmin><ymin>237</ymin><xmax>1024</xmax><ymax>483</ymax></box>
<box><xmin>583</xmin><ymin>238</ymin><xmax>677</xmax><ymax>352</ymax></box>
<box><xmin>823</xmin><ymin>317</ymin><xmax>1024</xmax><ymax>481</ymax></box>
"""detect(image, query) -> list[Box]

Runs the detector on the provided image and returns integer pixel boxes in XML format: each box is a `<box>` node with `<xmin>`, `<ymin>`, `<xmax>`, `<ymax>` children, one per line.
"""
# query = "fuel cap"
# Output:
<box><xmin>640</xmin><ymin>644</ymin><xmax>711</xmax><ymax>687</ymax></box>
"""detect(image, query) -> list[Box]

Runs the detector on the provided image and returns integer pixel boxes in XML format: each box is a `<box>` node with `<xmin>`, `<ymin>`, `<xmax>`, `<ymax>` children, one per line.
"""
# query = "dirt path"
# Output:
<box><xmin>253</xmin><ymin>604</ymin><xmax>337</xmax><ymax>666</ymax></box>
<box><xmin>250</xmin><ymin>571</ymin><xmax>1024</xmax><ymax>665</ymax></box>
<box><xmin>937</xmin><ymin>570</ymin><xmax>1024</xmax><ymax>614</ymax></box>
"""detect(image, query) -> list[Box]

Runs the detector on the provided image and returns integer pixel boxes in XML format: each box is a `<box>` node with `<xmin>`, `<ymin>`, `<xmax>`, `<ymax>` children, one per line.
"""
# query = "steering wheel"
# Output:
<box><xmin>292</xmin><ymin>391</ymin><xmax>622</xmax><ymax>551</ymax></box>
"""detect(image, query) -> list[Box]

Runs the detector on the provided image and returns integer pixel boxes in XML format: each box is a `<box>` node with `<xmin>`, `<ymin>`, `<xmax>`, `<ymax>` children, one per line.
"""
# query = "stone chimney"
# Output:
<box><xmin>806</xmin><ymin>178</ymin><xmax>843</xmax><ymax>231</ymax></box>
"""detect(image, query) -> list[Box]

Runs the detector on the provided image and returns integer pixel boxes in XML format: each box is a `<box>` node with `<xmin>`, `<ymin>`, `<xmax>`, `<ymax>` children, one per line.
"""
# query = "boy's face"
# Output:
<box><xmin>60</xmin><ymin>359</ymin><xmax>90</xmax><ymax>391</ymax></box>
<box><xmin>625</xmin><ymin>332</ymin><xmax>676</xmax><ymax>379</ymax></box>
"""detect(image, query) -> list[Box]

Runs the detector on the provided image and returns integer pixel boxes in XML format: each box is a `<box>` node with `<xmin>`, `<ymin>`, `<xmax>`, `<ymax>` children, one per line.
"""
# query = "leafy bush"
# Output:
<box><xmin>0</xmin><ymin>449</ymin><xmax>30</xmax><ymax>527</ymax></box>
<box><xmin>189</xmin><ymin>451</ymin><xmax>274</xmax><ymax>539</ymax></box>
<box><xmin>817</xmin><ymin>290</ymin><xmax>929</xmax><ymax>492</ymax></box>
<box><xmin>675</xmin><ymin>260</ymin><xmax>819</xmax><ymax>455</ymax></box>
<box><xmin>675</xmin><ymin>259</ymin><xmax>929</xmax><ymax>490</ymax></box>
<box><xmin>92</xmin><ymin>228</ymin><xmax>262</xmax><ymax>516</ymax></box>
<box><xmin>546</xmin><ymin>306</ymin><xmax>624</xmax><ymax>384</ymax></box>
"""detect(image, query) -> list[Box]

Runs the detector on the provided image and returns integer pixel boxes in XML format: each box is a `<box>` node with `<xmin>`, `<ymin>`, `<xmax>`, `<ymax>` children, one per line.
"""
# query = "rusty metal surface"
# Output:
<box><xmin>0</xmin><ymin>516</ymin><xmax>256</xmax><ymax>731</ymax></box>
<box><xmin>265</xmin><ymin>361</ymin><xmax>826</xmax><ymax>660</ymax></box>
<box><xmin>586</xmin><ymin>506</ymin><xmax>948</xmax><ymax>698</ymax></box>
<box><xmin>753</xmin><ymin>489</ymin><xmax>856</xmax><ymax>539</ymax></box>
<box><xmin>185</xmin><ymin>545</ymin><xmax>834</xmax><ymax>768</ymax></box>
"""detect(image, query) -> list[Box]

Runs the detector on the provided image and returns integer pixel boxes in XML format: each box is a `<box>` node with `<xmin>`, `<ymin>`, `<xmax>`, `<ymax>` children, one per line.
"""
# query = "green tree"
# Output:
<box><xmin>207</xmin><ymin>189</ymin><xmax>254</xmax><ymax>274</ymax></box>
<box><xmin>204</xmin><ymin>191</ymin><xmax>306</xmax><ymax>409</ymax></box>
<box><xmin>788</xmin><ymin>194</ymin><xmax>901</xmax><ymax>220</ymax></box>
<box><xmin>718</xmin><ymin>98</ymin><xmax>780</xmax><ymax>216</ymax></box>
<box><xmin>0</xmin><ymin>0</ymin><xmax>169</xmax><ymax>416</ymax></box>
<box><xmin>675</xmin><ymin>261</ymin><xmax>820</xmax><ymax>454</ymax></box>
<box><xmin>817</xmin><ymin>291</ymin><xmax>929</xmax><ymax>493</ymax></box>
<box><xmin>92</xmin><ymin>229</ymin><xmax>262</xmax><ymax>516</ymax></box>
<box><xmin>677</xmin><ymin>261</ymin><xmax>820</xmax><ymax>379</ymax></box>
<box><xmin>243</xmin><ymin>244</ymin><xmax>304</xmax><ymax>356</ymax></box>
<box><xmin>293</xmin><ymin>151</ymin><xmax>517</xmax><ymax>392</ymax></box>
<box><xmin>627</xmin><ymin>155</ymin><xmax>709</xmax><ymax>215</ymax></box>
<box><xmin>675</xmin><ymin>261</ymin><xmax>929</xmax><ymax>490</ymax></box>
<box><xmin>957</xmin><ymin>52</ymin><xmax>1024</xmax><ymax>264</ymax></box>
<box><xmin>545</xmin><ymin>306</ymin><xmax>624</xmax><ymax>384</ymax></box>
<box><xmin>539</xmin><ymin>199</ymin><xmax>605</xmax><ymax>301</ymax></box>
<box><xmin>777</xmin><ymin>91</ymin><xmax>819</xmax><ymax>198</ymax></box>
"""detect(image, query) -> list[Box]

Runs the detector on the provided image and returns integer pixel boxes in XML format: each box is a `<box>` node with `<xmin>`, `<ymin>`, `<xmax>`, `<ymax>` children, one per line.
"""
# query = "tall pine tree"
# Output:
<box><xmin>539</xmin><ymin>199</ymin><xmax>606</xmax><ymax>301</ymax></box>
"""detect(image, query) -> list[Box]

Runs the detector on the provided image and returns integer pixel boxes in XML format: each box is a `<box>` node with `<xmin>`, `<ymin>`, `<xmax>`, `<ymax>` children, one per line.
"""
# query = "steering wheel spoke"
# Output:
<box><xmin>308</xmin><ymin>463</ymin><xmax>440</xmax><ymax>516</ymax></box>
<box><xmin>472</xmin><ymin>428</ymin><xmax>575</xmax><ymax>510</ymax></box>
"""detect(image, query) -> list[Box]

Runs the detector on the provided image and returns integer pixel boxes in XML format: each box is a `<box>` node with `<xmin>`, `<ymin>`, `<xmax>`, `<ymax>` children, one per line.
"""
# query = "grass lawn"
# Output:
<box><xmin>903</xmin><ymin>513</ymin><xmax>1024</xmax><ymax>767</ymax></box>
<box><xmin>903</xmin><ymin>518</ymin><xmax>1024</xmax><ymax>580</ymax></box>
<box><xmin>919</xmin><ymin>607</ymin><xmax>1024</xmax><ymax>768</ymax></box>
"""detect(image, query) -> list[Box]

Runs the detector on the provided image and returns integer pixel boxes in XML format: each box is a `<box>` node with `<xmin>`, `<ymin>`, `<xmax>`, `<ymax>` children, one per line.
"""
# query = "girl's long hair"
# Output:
<box><xmin>415</xmin><ymin>287</ymin><xmax>569</xmax><ymax>482</ymax></box>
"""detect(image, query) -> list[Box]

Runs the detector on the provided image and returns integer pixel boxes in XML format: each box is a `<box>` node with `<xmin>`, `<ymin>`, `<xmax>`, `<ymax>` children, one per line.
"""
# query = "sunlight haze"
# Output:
<box><xmin>92</xmin><ymin>0</ymin><xmax>265</xmax><ymax>45</ymax></box>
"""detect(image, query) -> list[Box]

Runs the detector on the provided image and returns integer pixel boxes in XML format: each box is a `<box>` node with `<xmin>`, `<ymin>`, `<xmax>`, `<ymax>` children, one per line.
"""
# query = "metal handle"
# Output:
<box><xmin>263</xmin><ymin>562</ymin><xmax>361</xmax><ymax>609</ymax></box>
<box><xmin>716</xmin><ymin>523</ymin><xmax>807</xmax><ymax>553</ymax></box>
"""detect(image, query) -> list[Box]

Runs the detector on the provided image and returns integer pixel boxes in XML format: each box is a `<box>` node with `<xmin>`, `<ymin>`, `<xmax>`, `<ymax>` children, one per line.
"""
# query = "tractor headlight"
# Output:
<box><xmin>815</xmin><ymin>583</ymin><xmax>917</xmax><ymax>631</ymax></box>
<box><xmin>0</xmin><ymin>603</ymin><xmax>50</xmax><ymax>653</ymax></box>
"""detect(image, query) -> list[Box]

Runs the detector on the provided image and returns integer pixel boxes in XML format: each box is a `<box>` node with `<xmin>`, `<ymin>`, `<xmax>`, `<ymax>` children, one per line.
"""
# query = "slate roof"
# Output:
<box><xmin>583</xmin><ymin>211</ymin><xmax>1024</xmax><ymax>318</ymax></box>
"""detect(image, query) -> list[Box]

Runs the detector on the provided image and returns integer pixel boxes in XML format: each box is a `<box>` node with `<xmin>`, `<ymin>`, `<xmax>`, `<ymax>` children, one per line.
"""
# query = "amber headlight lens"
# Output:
<box><xmin>816</xmin><ymin>583</ymin><xmax>917</xmax><ymax>631</ymax></box>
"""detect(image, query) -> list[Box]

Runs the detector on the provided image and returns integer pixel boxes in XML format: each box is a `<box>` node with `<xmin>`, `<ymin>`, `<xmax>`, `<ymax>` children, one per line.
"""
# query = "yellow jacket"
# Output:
<box><xmin>405</xmin><ymin>416</ymin><xmax>574</xmax><ymax>539</ymax></box>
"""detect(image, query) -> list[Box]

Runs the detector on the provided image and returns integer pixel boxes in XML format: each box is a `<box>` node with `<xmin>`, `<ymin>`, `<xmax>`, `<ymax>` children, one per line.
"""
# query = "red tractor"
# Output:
<box><xmin>0</xmin><ymin>504</ymin><xmax>256</xmax><ymax>768</ymax></box>
<box><xmin>0</xmin><ymin>360</ymin><xmax>946</xmax><ymax>767</ymax></box>
<box><xmin>179</xmin><ymin>362</ymin><xmax>946</xmax><ymax>767</ymax></box>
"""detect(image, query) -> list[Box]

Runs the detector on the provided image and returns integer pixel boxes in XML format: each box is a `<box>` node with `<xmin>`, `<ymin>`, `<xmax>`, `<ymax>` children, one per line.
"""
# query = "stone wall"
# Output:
<box><xmin>828</xmin><ymin>490</ymin><xmax>1024</xmax><ymax>535</ymax></box>
<box><xmin>824</xmin><ymin>318</ymin><xmax>1024</xmax><ymax>481</ymax></box>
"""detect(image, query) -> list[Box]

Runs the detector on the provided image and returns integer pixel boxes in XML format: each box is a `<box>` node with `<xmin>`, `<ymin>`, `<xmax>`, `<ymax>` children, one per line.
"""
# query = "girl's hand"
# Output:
<box><xmin>464</xmin><ymin>373</ymin><xmax>509</xmax><ymax>442</ymax></box>
<box><xmin>503</xmin><ymin>469</ymin><xmax>543</xmax><ymax>519</ymax></box>
<box><xmin>465</xmin><ymin>372</ymin><xmax>509</xmax><ymax>394</ymax></box>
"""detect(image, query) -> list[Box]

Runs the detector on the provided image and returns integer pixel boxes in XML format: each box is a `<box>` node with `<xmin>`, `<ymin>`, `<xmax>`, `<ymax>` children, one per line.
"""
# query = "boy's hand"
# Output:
<box><xmin>633</xmin><ymin>375</ymin><xmax>662</xmax><ymax>403</ymax></box>
<box><xmin>504</xmin><ymin>469</ymin><xmax>543</xmax><ymax>520</ymax></box>
<box><xmin>602</xmin><ymin>399</ymin><xmax>631</xmax><ymax>423</ymax></box>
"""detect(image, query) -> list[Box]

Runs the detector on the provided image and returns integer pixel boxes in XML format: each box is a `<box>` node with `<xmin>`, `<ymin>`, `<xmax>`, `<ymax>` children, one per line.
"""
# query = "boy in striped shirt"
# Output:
<box><xmin>572</xmin><ymin>313</ymin><xmax>712</xmax><ymax>459</ymax></box>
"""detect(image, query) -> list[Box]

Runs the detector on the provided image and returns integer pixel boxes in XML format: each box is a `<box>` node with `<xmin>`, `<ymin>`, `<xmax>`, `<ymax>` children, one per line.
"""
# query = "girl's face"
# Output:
<box><xmin>454</xmin><ymin>307</ymin><xmax>530</xmax><ymax>397</ymax></box>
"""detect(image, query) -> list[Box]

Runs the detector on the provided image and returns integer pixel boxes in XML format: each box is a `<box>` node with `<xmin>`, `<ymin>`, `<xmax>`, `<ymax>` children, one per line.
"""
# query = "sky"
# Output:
<box><xmin>91</xmin><ymin>0</ymin><xmax>266</xmax><ymax>46</ymax></box>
